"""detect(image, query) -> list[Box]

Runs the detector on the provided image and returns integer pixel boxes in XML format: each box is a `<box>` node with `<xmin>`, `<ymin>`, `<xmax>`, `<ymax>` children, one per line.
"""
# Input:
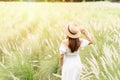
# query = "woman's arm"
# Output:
<box><xmin>60</xmin><ymin>54</ymin><xmax>64</xmax><ymax>69</ymax></box>
<box><xmin>80</xmin><ymin>29</ymin><xmax>93</xmax><ymax>44</ymax></box>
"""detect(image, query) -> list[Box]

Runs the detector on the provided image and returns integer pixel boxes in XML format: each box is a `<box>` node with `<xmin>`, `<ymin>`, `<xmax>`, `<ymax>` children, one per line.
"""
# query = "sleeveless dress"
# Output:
<box><xmin>59</xmin><ymin>39</ymin><xmax>89</xmax><ymax>80</ymax></box>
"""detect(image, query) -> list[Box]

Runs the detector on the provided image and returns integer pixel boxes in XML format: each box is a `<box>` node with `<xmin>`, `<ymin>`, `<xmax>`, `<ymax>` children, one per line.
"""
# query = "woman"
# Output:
<box><xmin>59</xmin><ymin>22</ymin><xmax>93</xmax><ymax>80</ymax></box>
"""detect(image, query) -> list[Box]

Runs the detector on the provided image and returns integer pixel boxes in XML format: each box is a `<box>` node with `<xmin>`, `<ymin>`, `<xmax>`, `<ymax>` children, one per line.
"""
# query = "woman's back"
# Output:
<box><xmin>60</xmin><ymin>38</ymin><xmax>90</xmax><ymax>80</ymax></box>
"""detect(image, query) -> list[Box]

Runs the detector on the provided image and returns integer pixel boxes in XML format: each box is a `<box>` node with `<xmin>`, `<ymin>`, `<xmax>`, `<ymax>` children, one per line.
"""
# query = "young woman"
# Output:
<box><xmin>59</xmin><ymin>22</ymin><xmax>93</xmax><ymax>80</ymax></box>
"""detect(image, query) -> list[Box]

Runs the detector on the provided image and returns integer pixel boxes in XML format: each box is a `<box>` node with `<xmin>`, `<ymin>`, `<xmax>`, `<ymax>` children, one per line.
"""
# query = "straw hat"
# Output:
<box><xmin>66</xmin><ymin>22</ymin><xmax>80</xmax><ymax>38</ymax></box>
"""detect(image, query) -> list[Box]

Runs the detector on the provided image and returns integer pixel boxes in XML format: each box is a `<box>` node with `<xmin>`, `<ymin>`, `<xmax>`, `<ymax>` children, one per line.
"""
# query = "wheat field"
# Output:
<box><xmin>0</xmin><ymin>2</ymin><xmax>120</xmax><ymax>80</ymax></box>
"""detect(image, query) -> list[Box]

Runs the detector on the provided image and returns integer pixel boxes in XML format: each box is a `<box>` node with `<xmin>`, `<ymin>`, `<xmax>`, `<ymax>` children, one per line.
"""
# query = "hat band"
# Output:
<box><xmin>68</xmin><ymin>25</ymin><xmax>77</xmax><ymax>35</ymax></box>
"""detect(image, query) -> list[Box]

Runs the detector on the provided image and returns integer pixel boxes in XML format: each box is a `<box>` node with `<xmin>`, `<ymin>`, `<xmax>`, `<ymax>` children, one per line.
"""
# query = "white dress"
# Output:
<box><xmin>59</xmin><ymin>39</ymin><xmax>89</xmax><ymax>80</ymax></box>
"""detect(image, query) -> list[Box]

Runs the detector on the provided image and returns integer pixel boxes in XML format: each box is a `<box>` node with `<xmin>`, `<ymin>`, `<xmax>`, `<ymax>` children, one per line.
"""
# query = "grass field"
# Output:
<box><xmin>0</xmin><ymin>1</ymin><xmax>120</xmax><ymax>80</ymax></box>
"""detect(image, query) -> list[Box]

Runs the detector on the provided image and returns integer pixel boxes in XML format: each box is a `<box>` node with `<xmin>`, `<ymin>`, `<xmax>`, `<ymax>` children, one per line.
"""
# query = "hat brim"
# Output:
<box><xmin>65</xmin><ymin>27</ymin><xmax>80</xmax><ymax>38</ymax></box>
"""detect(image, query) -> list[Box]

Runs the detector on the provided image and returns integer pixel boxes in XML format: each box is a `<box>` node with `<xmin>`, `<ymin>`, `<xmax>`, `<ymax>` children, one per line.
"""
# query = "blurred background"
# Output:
<box><xmin>0</xmin><ymin>0</ymin><xmax>120</xmax><ymax>80</ymax></box>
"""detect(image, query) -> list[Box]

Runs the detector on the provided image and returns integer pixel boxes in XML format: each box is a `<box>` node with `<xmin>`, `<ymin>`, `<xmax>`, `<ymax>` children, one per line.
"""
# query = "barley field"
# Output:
<box><xmin>0</xmin><ymin>2</ymin><xmax>120</xmax><ymax>80</ymax></box>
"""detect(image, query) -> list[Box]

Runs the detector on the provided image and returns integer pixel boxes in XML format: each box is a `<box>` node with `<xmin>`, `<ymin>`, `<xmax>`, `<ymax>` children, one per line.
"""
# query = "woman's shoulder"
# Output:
<box><xmin>59</xmin><ymin>39</ymin><xmax>69</xmax><ymax>53</ymax></box>
<box><xmin>79</xmin><ymin>38</ymin><xmax>90</xmax><ymax>48</ymax></box>
<box><xmin>61</xmin><ymin>39</ymin><xmax>68</xmax><ymax>46</ymax></box>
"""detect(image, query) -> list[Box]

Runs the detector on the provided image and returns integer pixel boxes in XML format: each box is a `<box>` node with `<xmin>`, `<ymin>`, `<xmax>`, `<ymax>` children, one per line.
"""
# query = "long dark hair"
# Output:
<box><xmin>67</xmin><ymin>36</ymin><xmax>81</xmax><ymax>53</ymax></box>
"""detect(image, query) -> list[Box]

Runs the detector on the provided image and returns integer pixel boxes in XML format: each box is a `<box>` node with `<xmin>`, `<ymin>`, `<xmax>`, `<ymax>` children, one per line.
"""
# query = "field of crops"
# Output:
<box><xmin>0</xmin><ymin>2</ymin><xmax>120</xmax><ymax>80</ymax></box>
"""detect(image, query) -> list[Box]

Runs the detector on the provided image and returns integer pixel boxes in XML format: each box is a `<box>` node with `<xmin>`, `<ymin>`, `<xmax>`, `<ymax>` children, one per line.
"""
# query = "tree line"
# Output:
<box><xmin>1</xmin><ymin>0</ymin><xmax>120</xmax><ymax>2</ymax></box>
